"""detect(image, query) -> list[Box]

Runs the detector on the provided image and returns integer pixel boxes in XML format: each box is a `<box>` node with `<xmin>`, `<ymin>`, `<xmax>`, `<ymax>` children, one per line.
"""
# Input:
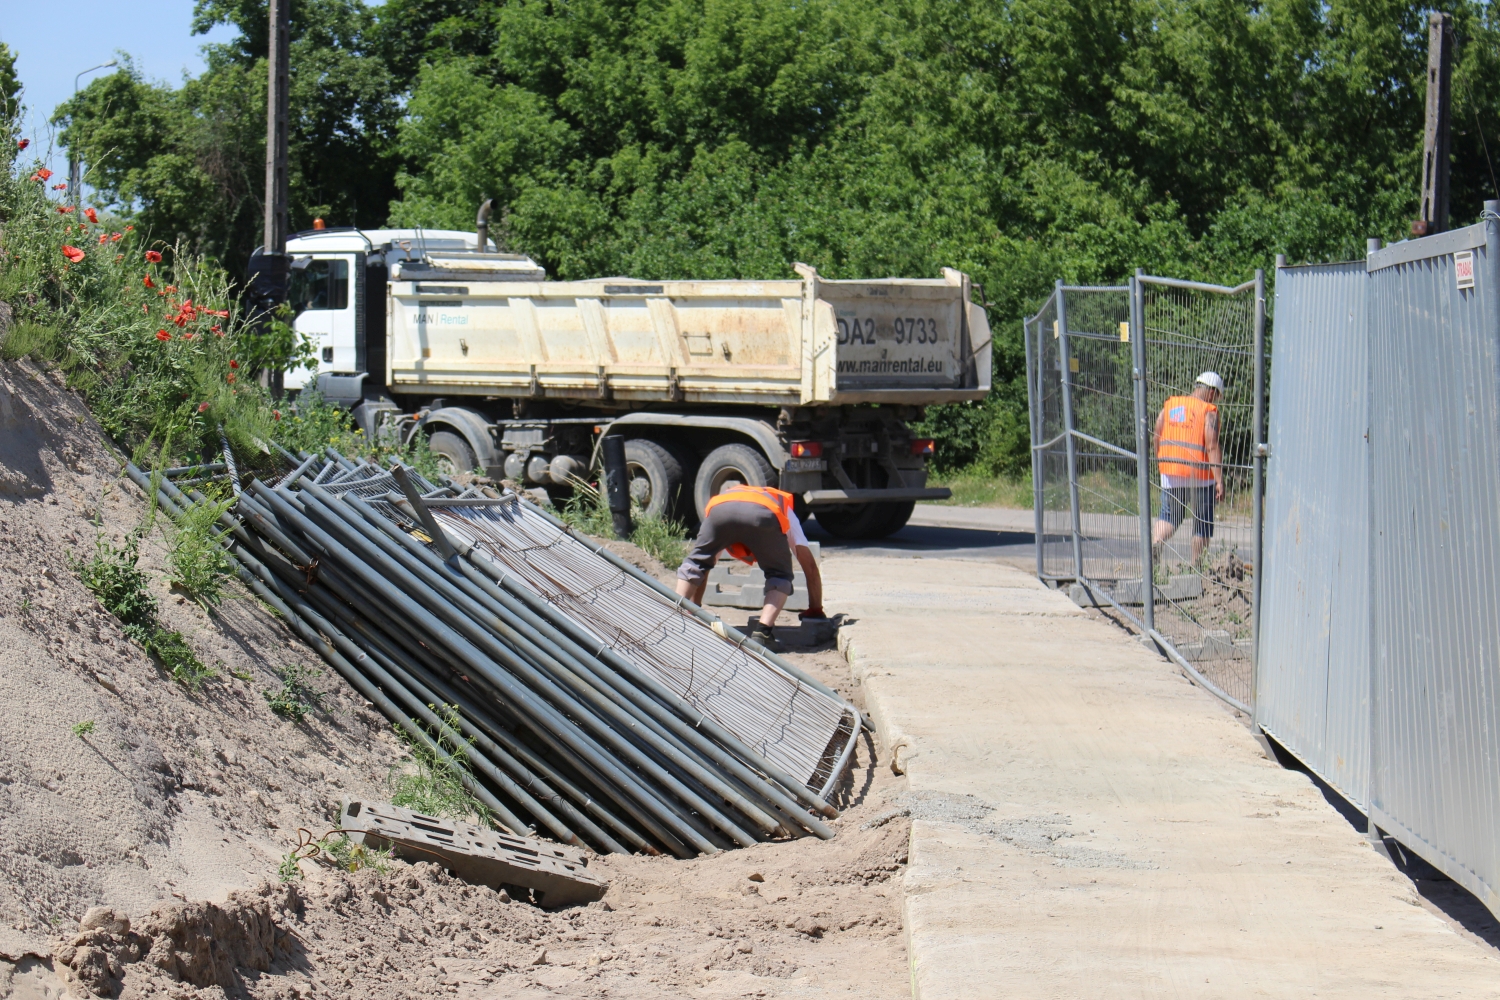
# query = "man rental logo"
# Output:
<box><xmin>1170</xmin><ymin>405</ymin><xmax>1187</xmax><ymax>423</ymax></box>
<box><xmin>1455</xmin><ymin>250</ymin><xmax>1476</xmax><ymax>290</ymax></box>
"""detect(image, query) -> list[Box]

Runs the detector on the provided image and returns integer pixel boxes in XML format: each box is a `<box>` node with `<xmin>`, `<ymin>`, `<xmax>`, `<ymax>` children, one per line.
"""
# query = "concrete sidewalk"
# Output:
<box><xmin>828</xmin><ymin>554</ymin><xmax>1498</xmax><ymax>998</ymax></box>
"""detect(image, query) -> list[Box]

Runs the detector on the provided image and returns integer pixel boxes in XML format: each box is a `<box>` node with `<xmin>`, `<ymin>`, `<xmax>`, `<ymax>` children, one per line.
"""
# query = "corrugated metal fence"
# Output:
<box><xmin>1256</xmin><ymin>213</ymin><xmax>1500</xmax><ymax>920</ymax></box>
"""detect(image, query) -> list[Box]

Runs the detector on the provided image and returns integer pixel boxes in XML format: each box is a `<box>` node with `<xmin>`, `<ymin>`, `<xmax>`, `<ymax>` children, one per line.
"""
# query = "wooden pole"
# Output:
<box><xmin>1416</xmin><ymin>11</ymin><xmax>1452</xmax><ymax>237</ymax></box>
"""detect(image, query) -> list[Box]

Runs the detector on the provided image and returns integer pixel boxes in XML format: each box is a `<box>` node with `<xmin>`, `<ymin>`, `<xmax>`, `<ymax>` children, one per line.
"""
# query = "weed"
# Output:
<box><xmin>388</xmin><ymin>704</ymin><xmax>492</xmax><ymax>825</ymax></box>
<box><xmin>71</xmin><ymin>720</ymin><xmax>96</xmax><ymax>737</ymax></box>
<box><xmin>927</xmin><ymin>471</ymin><xmax>1035</xmax><ymax>509</ymax></box>
<box><xmin>318</xmin><ymin>834</ymin><xmax>394</xmax><ymax>874</ymax></box>
<box><xmin>17</xmin><ymin>594</ymin><xmax>31</xmax><ymax>614</ymax></box>
<box><xmin>276</xmin><ymin>852</ymin><xmax>304</xmax><ymax>883</ymax></box>
<box><xmin>228</xmin><ymin>666</ymin><xmax>253</xmax><ymax>682</ymax></box>
<box><xmin>264</xmin><ymin>663</ymin><xmax>321</xmax><ymax>722</ymax></box>
<box><xmin>630</xmin><ymin>512</ymin><xmax>690</xmax><ymax>568</ymax></box>
<box><xmin>556</xmin><ymin>478</ymin><xmax>690</xmax><ymax>565</ymax></box>
<box><xmin>71</xmin><ymin>521</ymin><xmax>212</xmax><ymax>689</ymax></box>
<box><xmin>167</xmin><ymin>485</ymin><xmax>233</xmax><ymax>608</ymax></box>
<box><xmin>275</xmin><ymin>388</ymin><xmax>445</xmax><ymax>479</ymax></box>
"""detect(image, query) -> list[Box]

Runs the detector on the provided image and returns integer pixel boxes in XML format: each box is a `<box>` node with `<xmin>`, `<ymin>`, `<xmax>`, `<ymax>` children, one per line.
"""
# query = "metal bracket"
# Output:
<box><xmin>1256</xmin><ymin>442</ymin><xmax>1271</xmax><ymax>458</ymax></box>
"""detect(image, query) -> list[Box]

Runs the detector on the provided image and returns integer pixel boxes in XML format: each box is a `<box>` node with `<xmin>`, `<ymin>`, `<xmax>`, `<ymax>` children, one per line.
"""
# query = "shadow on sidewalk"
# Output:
<box><xmin>1262</xmin><ymin>734</ymin><xmax>1500</xmax><ymax>954</ymax></box>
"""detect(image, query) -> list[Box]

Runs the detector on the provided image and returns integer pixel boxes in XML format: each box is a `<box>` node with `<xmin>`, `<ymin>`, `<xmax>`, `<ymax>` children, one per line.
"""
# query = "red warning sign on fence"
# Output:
<box><xmin>1455</xmin><ymin>250</ymin><xmax>1476</xmax><ymax>290</ymax></box>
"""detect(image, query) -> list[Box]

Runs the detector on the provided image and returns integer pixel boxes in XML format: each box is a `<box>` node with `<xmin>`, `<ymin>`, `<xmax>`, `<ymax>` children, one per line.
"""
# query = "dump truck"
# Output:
<box><xmin>266</xmin><ymin>219</ymin><xmax>991</xmax><ymax>539</ymax></box>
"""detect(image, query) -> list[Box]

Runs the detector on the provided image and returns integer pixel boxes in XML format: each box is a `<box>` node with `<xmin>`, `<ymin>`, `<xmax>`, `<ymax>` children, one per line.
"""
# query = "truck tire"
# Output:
<box><xmin>693</xmin><ymin>443</ymin><xmax>775</xmax><ymax>520</ymax></box>
<box><xmin>428</xmin><ymin>430</ymin><xmax>477</xmax><ymax>475</ymax></box>
<box><xmin>624</xmin><ymin>438</ymin><xmax>685</xmax><ymax>521</ymax></box>
<box><xmin>814</xmin><ymin>500</ymin><xmax>915</xmax><ymax>540</ymax></box>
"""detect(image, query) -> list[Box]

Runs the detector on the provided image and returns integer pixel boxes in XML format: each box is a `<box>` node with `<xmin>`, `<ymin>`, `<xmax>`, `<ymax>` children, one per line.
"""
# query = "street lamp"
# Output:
<box><xmin>68</xmin><ymin>59</ymin><xmax>117</xmax><ymax>209</ymax></box>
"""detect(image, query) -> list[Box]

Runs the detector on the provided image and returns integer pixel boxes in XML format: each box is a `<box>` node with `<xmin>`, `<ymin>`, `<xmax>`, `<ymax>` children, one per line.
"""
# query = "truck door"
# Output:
<box><xmin>285</xmin><ymin>255</ymin><xmax>355</xmax><ymax>389</ymax></box>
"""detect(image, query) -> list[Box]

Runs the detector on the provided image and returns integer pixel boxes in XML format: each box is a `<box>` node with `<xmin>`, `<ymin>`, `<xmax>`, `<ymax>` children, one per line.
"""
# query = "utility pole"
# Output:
<box><xmin>1415</xmin><ymin>11</ymin><xmax>1452</xmax><ymax>237</ymax></box>
<box><xmin>67</xmin><ymin>60</ymin><xmax>117</xmax><ymax>212</ymax></box>
<box><xmin>248</xmin><ymin>0</ymin><xmax>293</xmax><ymax>395</ymax></box>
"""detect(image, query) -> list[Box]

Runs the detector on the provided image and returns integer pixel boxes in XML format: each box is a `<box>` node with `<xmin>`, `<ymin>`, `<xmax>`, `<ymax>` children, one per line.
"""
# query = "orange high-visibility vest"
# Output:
<box><xmin>1158</xmin><ymin>395</ymin><xmax>1217</xmax><ymax>480</ymax></box>
<box><xmin>704</xmin><ymin>485</ymin><xmax>794</xmax><ymax>564</ymax></box>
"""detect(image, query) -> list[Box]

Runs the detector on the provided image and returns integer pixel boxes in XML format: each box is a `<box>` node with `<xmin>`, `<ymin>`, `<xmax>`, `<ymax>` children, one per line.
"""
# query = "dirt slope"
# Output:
<box><xmin>0</xmin><ymin>360</ymin><xmax>909</xmax><ymax>999</ymax></box>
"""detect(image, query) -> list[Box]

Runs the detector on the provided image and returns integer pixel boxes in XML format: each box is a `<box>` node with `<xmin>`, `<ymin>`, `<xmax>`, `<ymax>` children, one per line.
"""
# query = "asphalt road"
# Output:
<box><xmin>803</xmin><ymin>504</ymin><xmax>1041</xmax><ymax>566</ymax></box>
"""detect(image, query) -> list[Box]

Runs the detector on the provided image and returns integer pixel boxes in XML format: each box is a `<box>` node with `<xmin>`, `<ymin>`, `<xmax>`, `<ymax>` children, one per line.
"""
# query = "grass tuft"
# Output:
<box><xmin>388</xmin><ymin>704</ymin><xmax>493</xmax><ymax>826</ymax></box>
<box><xmin>263</xmin><ymin>663</ymin><xmax>321</xmax><ymax>722</ymax></box>
<box><xmin>556</xmin><ymin>478</ymin><xmax>690</xmax><ymax>567</ymax></box>
<box><xmin>71</xmin><ymin>521</ymin><xmax>213</xmax><ymax>690</ymax></box>
<box><xmin>71</xmin><ymin>720</ymin><xmax>96</xmax><ymax>737</ymax></box>
<box><xmin>167</xmin><ymin>485</ymin><xmax>234</xmax><ymax>608</ymax></box>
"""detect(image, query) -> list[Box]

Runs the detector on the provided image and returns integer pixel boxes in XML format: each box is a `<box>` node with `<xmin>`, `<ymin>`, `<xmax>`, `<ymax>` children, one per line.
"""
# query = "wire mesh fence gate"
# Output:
<box><xmin>1025</xmin><ymin>272</ymin><xmax>1266</xmax><ymax>713</ymax></box>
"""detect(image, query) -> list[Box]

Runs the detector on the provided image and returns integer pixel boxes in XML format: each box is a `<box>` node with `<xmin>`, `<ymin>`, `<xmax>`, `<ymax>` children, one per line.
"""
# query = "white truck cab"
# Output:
<box><xmin>281</xmin><ymin>228</ymin><xmax>481</xmax><ymax>391</ymax></box>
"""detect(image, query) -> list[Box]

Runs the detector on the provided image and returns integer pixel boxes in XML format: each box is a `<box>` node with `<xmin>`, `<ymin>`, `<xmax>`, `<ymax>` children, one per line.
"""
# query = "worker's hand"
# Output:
<box><xmin>799</xmin><ymin>606</ymin><xmax>828</xmax><ymax>621</ymax></box>
<box><xmin>1215</xmin><ymin>481</ymin><xmax>1225</xmax><ymax>502</ymax></box>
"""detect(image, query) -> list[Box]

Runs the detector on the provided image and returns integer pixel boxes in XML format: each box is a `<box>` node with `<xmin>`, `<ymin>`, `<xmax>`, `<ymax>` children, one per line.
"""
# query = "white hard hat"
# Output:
<box><xmin>1195</xmin><ymin>371</ymin><xmax>1225</xmax><ymax>391</ymax></box>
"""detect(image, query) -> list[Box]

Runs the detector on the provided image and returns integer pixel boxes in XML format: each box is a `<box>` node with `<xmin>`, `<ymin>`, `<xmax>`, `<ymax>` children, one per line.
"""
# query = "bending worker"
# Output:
<box><xmin>675</xmin><ymin>484</ymin><xmax>824</xmax><ymax>652</ymax></box>
<box><xmin>1152</xmin><ymin>371</ymin><xmax>1225</xmax><ymax>562</ymax></box>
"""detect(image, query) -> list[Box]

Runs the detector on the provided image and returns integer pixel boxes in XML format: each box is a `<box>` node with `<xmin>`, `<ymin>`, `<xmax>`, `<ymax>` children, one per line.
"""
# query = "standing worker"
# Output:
<box><xmin>1152</xmin><ymin>372</ymin><xmax>1225</xmax><ymax>562</ymax></box>
<box><xmin>675</xmin><ymin>485</ymin><xmax>825</xmax><ymax>652</ymax></box>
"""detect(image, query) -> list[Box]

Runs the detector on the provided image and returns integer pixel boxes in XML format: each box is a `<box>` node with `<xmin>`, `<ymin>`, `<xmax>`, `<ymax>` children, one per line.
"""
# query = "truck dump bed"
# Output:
<box><xmin>387</xmin><ymin>261</ymin><xmax>990</xmax><ymax>406</ymax></box>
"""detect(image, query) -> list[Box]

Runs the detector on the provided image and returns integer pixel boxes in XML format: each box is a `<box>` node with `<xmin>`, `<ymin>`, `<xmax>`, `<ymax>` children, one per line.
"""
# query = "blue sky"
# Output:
<box><xmin>0</xmin><ymin>0</ymin><xmax>238</xmax><ymax>177</ymax></box>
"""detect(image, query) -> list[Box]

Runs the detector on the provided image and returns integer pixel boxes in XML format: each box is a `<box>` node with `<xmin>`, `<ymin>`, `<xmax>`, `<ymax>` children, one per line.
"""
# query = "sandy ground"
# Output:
<box><xmin>0</xmin><ymin>360</ymin><xmax>909</xmax><ymax>999</ymax></box>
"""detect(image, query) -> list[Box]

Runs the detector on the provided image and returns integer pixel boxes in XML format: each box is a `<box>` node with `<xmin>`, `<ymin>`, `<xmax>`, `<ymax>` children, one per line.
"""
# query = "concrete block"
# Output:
<box><xmin>1069</xmin><ymin>574</ymin><xmax>1203</xmax><ymax>607</ymax></box>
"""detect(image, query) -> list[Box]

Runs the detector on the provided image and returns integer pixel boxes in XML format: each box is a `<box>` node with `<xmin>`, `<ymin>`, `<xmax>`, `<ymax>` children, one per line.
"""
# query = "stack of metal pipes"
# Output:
<box><xmin>124</xmin><ymin>451</ymin><xmax>853</xmax><ymax>859</ymax></box>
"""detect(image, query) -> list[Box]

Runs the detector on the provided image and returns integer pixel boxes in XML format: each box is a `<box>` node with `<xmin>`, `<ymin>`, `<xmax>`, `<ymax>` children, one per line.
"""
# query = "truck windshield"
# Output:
<box><xmin>289</xmin><ymin>258</ymin><xmax>349</xmax><ymax>313</ymax></box>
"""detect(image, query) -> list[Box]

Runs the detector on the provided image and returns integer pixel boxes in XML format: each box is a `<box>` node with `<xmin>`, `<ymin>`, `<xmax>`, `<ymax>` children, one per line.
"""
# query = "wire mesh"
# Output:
<box><xmin>430</xmin><ymin>502</ymin><xmax>853</xmax><ymax>789</ymax></box>
<box><xmin>1061</xmin><ymin>289</ymin><xmax>1142</xmax><ymax>599</ymax></box>
<box><xmin>1025</xmin><ymin>276</ymin><xmax>1264</xmax><ymax>714</ymax></box>
<box><xmin>1028</xmin><ymin>294</ymin><xmax>1074</xmax><ymax>579</ymax></box>
<box><xmin>1140</xmin><ymin>280</ymin><xmax>1260</xmax><ymax>708</ymax></box>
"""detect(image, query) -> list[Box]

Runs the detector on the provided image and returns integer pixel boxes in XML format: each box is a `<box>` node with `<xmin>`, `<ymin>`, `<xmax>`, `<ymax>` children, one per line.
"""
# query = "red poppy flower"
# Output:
<box><xmin>211</xmin><ymin>325</ymin><xmax>223</xmax><ymax>336</ymax></box>
<box><xmin>142</xmin><ymin>302</ymin><xmax>149</xmax><ymax>313</ymax></box>
<box><xmin>198</xmin><ymin>402</ymin><xmax>211</xmax><ymax>413</ymax></box>
<box><xmin>164</xmin><ymin>285</ymin><xmax>176</xmax><ymax>293</ymax></box>
<box><xmin>109</xmin><ymin>233</ymin><xmax>121</xmax><ymax>243</ymax></box>
<box><xmin>124</xmin><ymin>225</ymin><xmax>133</xmax><ymax>231</ymax></box>
<box><xmin>272</xmin><ymin>410</ymin><xmax>282</xmax><ymax>421</ymax></box>
<box><xmin>182</xmin><ymin>332</ymin><xmax>194</xmax><ymax>340</ymax></box>
<box><xmin>56</xmin><ymin>205</ymin><xmax>74</xmax><ymax>214</ymax></box>
<box><xmin>143</xmin><ymin>275</ymin><xmax>154</xmax><ymax>289</ymax></box>
<box><xmin>228</xmin><ymin>359</ymin><xmax>239</xmax><ymax>369</ymax></box>
<box><xmin>97</xmin><ymin>234</ymin><xmax>108</xmax><ymax>245</ymax></box>
<box><xmin>61</xmin><ymin>245</ymin><xmax>85</xmax><ymax>263</ymax></box>
<box><xmin>144</xmin><ymin>250</ymin><xmax>162</xmax><ymax>263</ymax></box>
<box><xmin>83</xmin><ymin>208</ymin><xmax>98</xmax><ymax>224</ymax></box>
<box><xmin>155</xmin><ymin>329</ymin><xmax>170</xmax><ymax>341</ymax></box>
<box><xmin>225</xmin><ymin>373</ymin><xmax>236</xmax><ymax>384</ymax></box>
<box><xmin>52</xmin><ymin>183</ymin><xmax>67</xmax><ymax>191</ymax></box>
<box><xmin>30</xmin><ymin>168</ymin><xmax>52</xmax><ymax>182</ymax></box>
<box><xmin>16</xmin><ymin>138</ymin><xmax>29</xmax><ymax>151</ymax></box>
<box><xmin>172</xmin><ymin>314</ymin><xmax>187</xmax><ymax>327</ymax></box>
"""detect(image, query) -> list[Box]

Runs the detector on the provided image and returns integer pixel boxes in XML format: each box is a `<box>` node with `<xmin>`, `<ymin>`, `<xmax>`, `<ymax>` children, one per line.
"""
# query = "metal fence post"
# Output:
<box><xmin>1250</xmin><ymin>268</ymin><xmax>1266</xmax><ymax>716</ymax></box>
<box><xmin>1055</xmin><ymin>280</ymin><xmax>1085</xmax><ymax>579</ymax></box>
<box><xmin>1024</xmin><ymin>317</ymin><xmax>1046</xmax><ymax>580</ymax></box>
<box><xmin>1131</xmin><ymin>272</ymin><xmax>1154</xmax><ymax>633</ymax></box>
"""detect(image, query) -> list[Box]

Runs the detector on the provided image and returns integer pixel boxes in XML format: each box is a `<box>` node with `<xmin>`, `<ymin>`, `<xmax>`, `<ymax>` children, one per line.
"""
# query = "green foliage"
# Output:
<box><xmin>555</xmin><ymin>479</ymin><xmax>690</xmax><ymax>566</ymax></box>
<box><xmin>168</xmin><ymin>487</ymin><xmax>234</xmax><ymax>608</ymax></box>
<box><xmin>276</xmin><ymin>852</ymin><xmax>304</xmax><ymax>883</ymax></box>
<box><xmin>71</xmin><ymin>720</ymin><xmax>96</xmax><ymax>738</ymax></box>
<box><xmin>274</xmin><ymin>388</ymin><xmax>444</xmax><ymax>479</ymax></box>
<box><xmin>0</xmin><ymin>43</ymin><xmax>19</xmax><ymax>112</ymax></box>
<box><xmin>71</xmin><ymin>524</ymin><xmax>214</xmax><ymax>690</ymax></box>
<box><xmin>388</xmin><ymin>705</ymin><xmax>492</xmax><ymax>825</ymax></box>
<box><xmin>47</xmin><ymin>0</ymin><xmax>1500</xmax><ymax>471</ymax></box>
<box><xmin>263</xmin><ymin>662</ymin><xmax>322</xmax><ymax>722</ymax></box>
<box><xmin>317</xmin><ymin>834</ymin><xmax>394</xmax><ymax>874</ymax></box>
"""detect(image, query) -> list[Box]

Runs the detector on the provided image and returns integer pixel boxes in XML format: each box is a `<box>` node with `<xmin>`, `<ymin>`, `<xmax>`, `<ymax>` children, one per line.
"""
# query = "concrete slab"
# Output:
<box><xmin>827</xmin><ymin>554</ymin><xmax>1499</xmax><ymax>998</ymax></box>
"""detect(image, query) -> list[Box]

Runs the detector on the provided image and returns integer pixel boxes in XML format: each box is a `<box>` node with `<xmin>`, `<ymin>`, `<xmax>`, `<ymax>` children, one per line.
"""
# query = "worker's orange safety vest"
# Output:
<box><xmin>704</xmin><ymin>485</ymin><xmax>794</xmax><ymax>564</ymax></box>
<box><xmin>1158</xmin><ymin>395</ymin><xmax>1218</xmax><ymax>480</ymax></box>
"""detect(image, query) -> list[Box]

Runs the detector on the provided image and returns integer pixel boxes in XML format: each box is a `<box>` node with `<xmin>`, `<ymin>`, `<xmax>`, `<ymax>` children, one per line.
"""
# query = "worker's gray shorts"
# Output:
<box><xmin>676</xmin><ymin>501</ymin><xmax>794</xmax><ymax>599</ymax></box>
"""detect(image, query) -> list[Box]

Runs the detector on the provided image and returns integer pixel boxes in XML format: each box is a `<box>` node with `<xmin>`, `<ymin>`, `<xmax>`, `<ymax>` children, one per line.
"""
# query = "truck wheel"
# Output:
<box><xmin>693</xmin><ymin>443</ymin><xmax>774</xmax><ymax>520</ymax></box>
<box><xmin>624</xmin><ymin>439</ymin><xmax>685</xmax><ymax>521</ymax></box>
<box><xmin>814</xmin><ymin>501</ymin><xmax>914</xmax><ymax>540</ymax></box>
<box><xmin>428</xmin><ymin>431</ymin><xmax>477</xmax><ymax>475</ymax></box>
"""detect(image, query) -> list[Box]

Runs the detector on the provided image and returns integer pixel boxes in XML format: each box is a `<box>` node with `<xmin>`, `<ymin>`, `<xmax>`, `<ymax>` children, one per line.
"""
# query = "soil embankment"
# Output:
<box><xmin>0</xmin><ymin>360</ymin><xmax>908</xmax><ymax>999</ymax></box>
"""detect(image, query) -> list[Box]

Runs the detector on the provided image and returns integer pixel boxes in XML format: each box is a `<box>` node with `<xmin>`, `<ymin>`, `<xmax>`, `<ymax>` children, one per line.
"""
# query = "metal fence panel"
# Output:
<box><xmin>1367</xmin><ymin>221</ymin><xmax>1500</xmax><ymax>916</ymax></box>
<box><xmin>1139</xmin><ymin>278</ymin><xmax>1262</xmax><ymax>710</ymax></box>
<box><xmin>1028</xmin><ymin>293</ymin><xmax>1076</xmax><ymax>580</ymax></box>
<box><xmin>1256</xmin><ymin>261</ymin><xmax>1369</xmax><ymax>810</ymax></box>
